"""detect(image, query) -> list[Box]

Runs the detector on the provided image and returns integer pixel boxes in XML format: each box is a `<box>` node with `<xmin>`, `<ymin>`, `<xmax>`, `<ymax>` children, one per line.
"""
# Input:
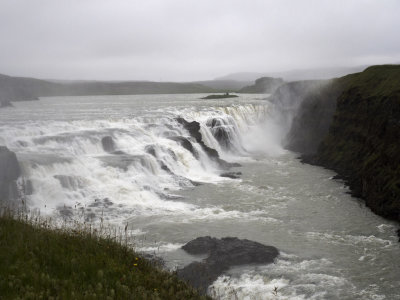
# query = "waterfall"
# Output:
<box><xmin>1</xmin><ymin>101</ymin><xmax>281</xmax><ymax>223</ymax></box>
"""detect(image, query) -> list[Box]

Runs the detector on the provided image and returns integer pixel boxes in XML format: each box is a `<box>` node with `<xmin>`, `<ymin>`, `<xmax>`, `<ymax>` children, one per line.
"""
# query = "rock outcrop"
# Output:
<box><xmin>206</xmin><ymin>118</ymin><xmax>232</xmax><ymax>150</ymax></box>
<box><xmin>238</xmin><ymin>77</ymin><xmax>284</xmax><ymax>94</ymax></box>
<box><xmin>284</xmin><ymin>65</ymin><xmax>400</xmax><ymax>232</ymax></box>
<box><xmin>314</xmin><ymin>65</ymin><xmax>400</xmax><ymax>222</ymax></box>
<box><xmin>101</xmin><ymin>136</ymin><xmax>116</xmax><ymax>153</ymax></box>
<box><xmin>177</xmin><ymin>236</ymin><xmax>279</xmax><ymax>294</ymax></box>
<box><xmin>168</xmin><ymin>136</ymin><xmax>199</xmax><ymax>159</ymax></box>
<box><xmin>0</xmin><ymin>146</ymin><xmax>21</xmax><ymax>203</ymax></box>
<box><xmin>284</xmin><ymin>79</ymin><xmax>343</xmax><ymax>154</ymax></box>
<box><xmin>175</xmin><ymin>117</ymin><xmax>240</xmax><ymax>169</ymax></box>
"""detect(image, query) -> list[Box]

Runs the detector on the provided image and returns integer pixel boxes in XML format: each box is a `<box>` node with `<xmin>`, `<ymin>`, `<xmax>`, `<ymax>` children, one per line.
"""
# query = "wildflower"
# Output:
<box><xmin>133</xmin><ymin>263</ymin><xmax>137</xmax><ymax>266</ymax></box>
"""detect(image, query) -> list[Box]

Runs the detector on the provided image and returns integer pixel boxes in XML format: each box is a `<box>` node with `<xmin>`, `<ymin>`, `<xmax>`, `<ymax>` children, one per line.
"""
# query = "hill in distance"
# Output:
<box><xmin>216</xmin><ymin>65</ymin><xmax>368</xmax><ymax>82</ymax></box>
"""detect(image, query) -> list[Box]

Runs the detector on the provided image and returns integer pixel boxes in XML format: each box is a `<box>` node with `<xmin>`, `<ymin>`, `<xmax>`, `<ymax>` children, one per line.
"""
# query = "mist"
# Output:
<box><xmin>1</xmin><ymin>0</ymin><xmax>400</xmax><ymax>81</ymax></box>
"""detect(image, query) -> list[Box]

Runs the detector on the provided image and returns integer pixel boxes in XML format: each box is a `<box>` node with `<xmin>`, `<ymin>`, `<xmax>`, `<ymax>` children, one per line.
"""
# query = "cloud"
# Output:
<box><xmin>0</xmin><ymin>0</ymin><xmax>399</xmax><ymax>81</ymax></box>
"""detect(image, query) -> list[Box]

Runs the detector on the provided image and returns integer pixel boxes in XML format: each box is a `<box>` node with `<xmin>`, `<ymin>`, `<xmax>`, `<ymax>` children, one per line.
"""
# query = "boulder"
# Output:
<box><xmin>101</xmin><ymin>136</ymin><xmax>116</xmax><ymax>153</ymax></box>
<box><xmin>177</xmin><ymin>236</ymin><xmax>279</xmax><ymax>294</ymax></box>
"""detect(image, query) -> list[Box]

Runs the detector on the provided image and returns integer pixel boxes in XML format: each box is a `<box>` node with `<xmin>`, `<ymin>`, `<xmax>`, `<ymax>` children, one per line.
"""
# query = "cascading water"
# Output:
<box><xmin>1</xmin><ymin>94</ymin><xmax>399</xmax><ymax>300</ymax></box>
<box><xmin>0</xmin><ymin>96</ymin><xmax>272</xmax><ymax>223</ymax></box>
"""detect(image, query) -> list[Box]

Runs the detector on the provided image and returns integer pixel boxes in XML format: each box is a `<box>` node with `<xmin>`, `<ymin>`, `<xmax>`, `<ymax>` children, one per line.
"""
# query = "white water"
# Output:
<box><xmin>0</xmin><ymin>94</ymin><xmax>399</xmax><ymax>299</ymax></box>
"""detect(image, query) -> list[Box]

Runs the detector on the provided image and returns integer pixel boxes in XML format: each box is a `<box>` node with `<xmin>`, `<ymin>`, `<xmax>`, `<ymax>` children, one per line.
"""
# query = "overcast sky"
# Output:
<box><xmin>1</xmin><ymin>0</ymin><xmax>399</xmax><ymax>81</ymax></box>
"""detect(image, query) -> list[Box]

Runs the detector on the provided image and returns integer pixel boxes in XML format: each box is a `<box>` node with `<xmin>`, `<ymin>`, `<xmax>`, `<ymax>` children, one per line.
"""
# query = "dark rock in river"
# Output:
<box><xmin>101</xmin><ymin>136</ymin><xmax>116</xmax><ymax>153</ymax></box>
<box><xmin>168</xmin><ymin>136</ymin><xmax>199</xmax><ymax>159</ymax></box>
<box><xmin>0</xmin><ymin>146</ymin><xmax>21</xmax><ymax>203</ymax></box>
<box><xmin>145</xmin><ymin>145</ymin><xmax>157</xmax><ymax>157</ymax></box>
<box><xmin>201</xmin><ymin>94</ymin><xmax>238</xmax><ymax>99</ymax></box>
<box><xmin>176</xmin><ymin>117</ymin><xmax>240</xmax><ymax>169</ymax></box>
<box><xmin>206</xmin><ymin>118</ymin><xmax>232</xmax><ymax>150</ymax></box>
<box><xmin>158</xmin><ymin>160</ymin><xmax>172</xmax><ymax>174</ymax></box>
<box><xmin>220</xmin><ymin>171</ymin><xmax>242</xmax><ymax>179</ymax></box>
<box><xmin>98</xmin><ymin>154</ymin><xmax>148</xmax><ymax>171</ymax></box>
<box><xmin>177</xmin><ymin>236</ymin><xmax>279</xmax><ymax>294</ymax></box>
<box><xmin>176</xmin><ymin>117</ymin><xmax>202</xmax><ymax>142</ymax></box>
<box><xmin>111</xmin><ymin>150</ymin><xmax>126</xmax><ymax>155</ymax></box>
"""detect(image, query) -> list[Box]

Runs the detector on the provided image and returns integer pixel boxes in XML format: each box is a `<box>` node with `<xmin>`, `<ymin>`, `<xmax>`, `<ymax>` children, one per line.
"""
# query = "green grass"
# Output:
<box><xmin>339</xmin><ymin>64</ymin><xmax>400</xmax><ymax>98</ymax></box>
<box><xmin>0</xmin><ymin>214</ymin><xmax>210</xmax><ymax>300</ymax></box>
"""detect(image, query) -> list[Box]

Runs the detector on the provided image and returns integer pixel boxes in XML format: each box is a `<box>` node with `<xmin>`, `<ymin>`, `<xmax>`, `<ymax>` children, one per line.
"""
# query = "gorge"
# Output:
<box><xmin>0</xmin><ymin>65</ymin><xmax>400</xmax><ymax>299</ymax></box>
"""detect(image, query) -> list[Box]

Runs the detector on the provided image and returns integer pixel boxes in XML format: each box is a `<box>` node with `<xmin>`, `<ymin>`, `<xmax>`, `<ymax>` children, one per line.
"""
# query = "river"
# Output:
<box><xmin>0</xmin><ymin>94</ymin><xmax>399</xmax><ymax>299</ymax></box>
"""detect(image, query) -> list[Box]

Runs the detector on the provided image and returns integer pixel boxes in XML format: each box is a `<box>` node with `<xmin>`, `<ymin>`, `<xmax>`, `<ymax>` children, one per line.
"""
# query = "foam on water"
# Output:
<box><xmin>1</xmin><ymin>100</ymin><xmax>274</xmax><ymax>226</ymax></box>
<box><xmin>209</xmin><ymin>253</ymin><xmax>354</xmax><ymax>300</ymax></box>
<box><xmin>1</xmin><ymin>95</ymin><xmax>399</xmax><ymax>300</ymax></box>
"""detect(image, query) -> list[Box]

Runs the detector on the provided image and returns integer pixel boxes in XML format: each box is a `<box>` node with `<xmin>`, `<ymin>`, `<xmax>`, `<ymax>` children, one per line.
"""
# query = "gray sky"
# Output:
<box><xmin>1</xmin><ymin>0</ymin><xmax>400</xmax><ymax>81</ymax></box>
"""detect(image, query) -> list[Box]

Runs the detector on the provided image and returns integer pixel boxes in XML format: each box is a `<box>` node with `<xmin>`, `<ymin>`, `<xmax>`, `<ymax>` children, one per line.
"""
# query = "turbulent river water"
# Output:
<box><xmin>0</xmin><ymin>94</ymin><xmax>399</xmax><ymax>299</ymax></box>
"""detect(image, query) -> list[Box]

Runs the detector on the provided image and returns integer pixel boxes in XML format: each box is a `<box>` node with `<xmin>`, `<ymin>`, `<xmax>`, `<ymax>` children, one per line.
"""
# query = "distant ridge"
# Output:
<box><xmin>238</xmin><ymin>77</ymin><xmax>284</xmax><ymax>94</ymax></box>
<box><xmin>0</xmin><ymin>73</ymin><xmax>220</xmax><ymax>106</ymax></box>
<box><xmin>216</xmin><ymin>65</ymin><xmax>368</xmax><ymax>82</ymax></box>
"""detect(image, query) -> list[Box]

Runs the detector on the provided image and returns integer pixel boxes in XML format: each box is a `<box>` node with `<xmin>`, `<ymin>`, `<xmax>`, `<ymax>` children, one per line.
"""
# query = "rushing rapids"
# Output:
<box><xmin>0</xmin><ymin>95</ymin><xmax>273</xmax><ymax>222</ymax></box>
<box><xmin>1</xmin><ymin>94</ymin><xmax>399</xmax><ymax>299</ymax></box>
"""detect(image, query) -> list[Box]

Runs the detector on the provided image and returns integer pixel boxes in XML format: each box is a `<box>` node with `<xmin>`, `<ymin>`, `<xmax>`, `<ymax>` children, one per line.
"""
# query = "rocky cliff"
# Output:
<box><xmin>285</xmin><ymin>65</ymin><xmax>400</xmax><ymax>225</ymax></box>
<box><xmin>284</xmin><ymin>79</ymin><xmax>344</xmax><ymax>154</ymax></box>
<box><xmin>267</xmin><ymin>79</ymin><xmax>330</xmax><ymax>142</ymax></box>
<box><xmin>0</xmin><ymin>146</ymin><xmax>21</xmax><ymax>204</ymax></box>
<box><xmin>315</xmin><ymin>65</ymin><xmax>400</xmax><ymax>222</ymax></box>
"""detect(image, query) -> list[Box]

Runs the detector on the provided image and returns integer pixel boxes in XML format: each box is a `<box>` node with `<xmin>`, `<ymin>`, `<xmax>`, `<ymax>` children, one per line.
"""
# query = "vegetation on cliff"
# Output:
<box><xmin>0</xmin><ymin>214</ymin><xmax>209</xmax><ymax>299</ymax></box>
<box><xmin>315</xmin><ymin>65</ymin><xmax>400</xmax><ymax>221</ymax></box>
<box><xmin>285</xmin><ymin>65</ymin><xmax>400</xmax><ymax>225</ymax></box>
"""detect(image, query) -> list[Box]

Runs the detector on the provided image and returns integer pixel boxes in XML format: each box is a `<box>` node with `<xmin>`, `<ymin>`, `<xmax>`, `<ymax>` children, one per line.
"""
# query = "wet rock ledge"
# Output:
<box><xmin>0</xmin><ymin>146</ymin><xmax>21</xmax><ymax>204</ymax></box>
<box><xmin>177</xmin><ymin>236</ymin><xmax>279</xmax><ymax>294</ymax></box>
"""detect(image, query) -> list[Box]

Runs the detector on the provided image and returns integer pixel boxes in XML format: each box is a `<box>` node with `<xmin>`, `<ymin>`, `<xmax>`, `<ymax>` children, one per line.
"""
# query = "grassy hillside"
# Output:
<box><xmin>0</xmin><ymin>215</ymin><xmax>209</xmax><ymax>299</ymax></box>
